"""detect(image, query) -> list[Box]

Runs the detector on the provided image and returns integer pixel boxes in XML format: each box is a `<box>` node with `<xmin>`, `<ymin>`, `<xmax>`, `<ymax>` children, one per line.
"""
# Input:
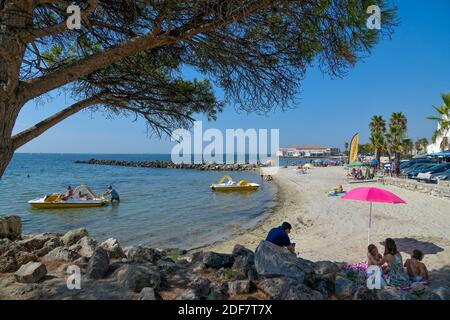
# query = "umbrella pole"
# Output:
<box><xmin>368</xmin><ymin>202</ymin><xmax>372</xmax><ymax>246</ymax></box>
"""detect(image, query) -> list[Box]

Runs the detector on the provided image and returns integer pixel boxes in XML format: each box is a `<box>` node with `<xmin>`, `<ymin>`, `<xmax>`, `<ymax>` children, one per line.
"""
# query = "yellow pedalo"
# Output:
<box><xmin>210</xmin><ymin>175</ymin><xmax>260</xmax><ymax>192</ymax></box>
<box><xmin>28</xmin><ymin>184</ymin><xmax>110</xmax><ymax>209</ymax></box>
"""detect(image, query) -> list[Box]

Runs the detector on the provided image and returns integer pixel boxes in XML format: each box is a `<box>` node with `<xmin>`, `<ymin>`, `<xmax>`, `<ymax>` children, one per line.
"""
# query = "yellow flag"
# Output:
<box><xmin>349</xmin><ymin>133</ymin><xmax>359</xmax><ymax>163</ymax></box>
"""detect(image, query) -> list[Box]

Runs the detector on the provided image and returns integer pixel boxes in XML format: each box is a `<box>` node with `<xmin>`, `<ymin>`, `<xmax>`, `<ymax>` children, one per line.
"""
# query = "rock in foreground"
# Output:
<box><xmin>14</xmin><ymin>262</ymin><xmax>47</xmax><ymax>283</ymax></box>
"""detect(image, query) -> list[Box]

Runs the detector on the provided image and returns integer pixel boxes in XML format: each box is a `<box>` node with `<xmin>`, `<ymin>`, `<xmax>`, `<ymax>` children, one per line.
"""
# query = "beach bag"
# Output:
<box><xmin>366</xmin><ymin>266</ymin><xmax>386</xmax><ymax>289</ymax></box>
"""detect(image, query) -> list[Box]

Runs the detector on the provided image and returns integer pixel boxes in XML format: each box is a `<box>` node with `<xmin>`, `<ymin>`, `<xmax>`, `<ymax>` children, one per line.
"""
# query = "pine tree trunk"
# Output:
<box><xmin>0</xmin><ymin>100</ymin><xmax>21</xmax><ymax>178</ymax></box>
<box><xmin>0</xmin><ymin>1</ymin><xmax>33</xmax><ymax>178</ymax></box>
<box><xmin>0</xmin><ymin>137</ymin><xmax>14</xmax><ymax>178</ymax></box>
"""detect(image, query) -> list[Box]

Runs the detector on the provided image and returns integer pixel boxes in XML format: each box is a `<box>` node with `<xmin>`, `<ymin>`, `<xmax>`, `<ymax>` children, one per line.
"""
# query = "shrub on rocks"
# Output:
<box><xmin>14</xmin><ymin>262</ymin><xmax>47</xmax><ymax>283</ymax></box>
<box><xmin>60</xmin><ymin>228</ymin><xmax>89</xmax><ymax>246</ymax></box>
<box><xmin>0</xmin><ymin>216</ymin><xmax>22</xmax><ymax>240</ymax></box>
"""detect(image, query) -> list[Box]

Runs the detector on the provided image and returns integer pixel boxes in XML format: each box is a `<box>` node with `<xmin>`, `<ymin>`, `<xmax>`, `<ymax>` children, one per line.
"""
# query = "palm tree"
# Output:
<box><xmin>369</xmin><ymin>115</ymin><xmax>386</xmax><ymax>168</ymax></box>
<box><xmin>403</xmin><ymin>138</ymin><xmax>414</xmax><ymax>156</ymax></box>
<box><xmin>369</xmin><ymin>115</ymin><xmax>386</xmax><ymax>133</ymax></box>
<box><xmin>427</xmin><ymin>93</ymin><xmax>450</xmax><ymax>152</ymax></box>
<box><xmin>344</xmin><ymin>142</ymin><xmax>349</xmax><ymax>155</ymax></box>
<box><xmin>414</xmin><ymin>138</ymin><xmax>429</xmax><ymax>154</ymax></box>
<box><xmin>386</xmin><ymin>112</ymin><xmax>408</xmax><ymax>169</ymax></box>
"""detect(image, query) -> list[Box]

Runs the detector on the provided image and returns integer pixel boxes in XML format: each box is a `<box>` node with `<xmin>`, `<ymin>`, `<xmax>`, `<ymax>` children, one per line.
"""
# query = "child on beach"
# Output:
<box><xmin>367</xmin><ymin>244</ymin><xmax>384</xmax><ymax>267</ymax></box>
<box><xmin>404</xmin><ymin>250</ymin><xmax>429</xmax><ymax>282</ymax></box>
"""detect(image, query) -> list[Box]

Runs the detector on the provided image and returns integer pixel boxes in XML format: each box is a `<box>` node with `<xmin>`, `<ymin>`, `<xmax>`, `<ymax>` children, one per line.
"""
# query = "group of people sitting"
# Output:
<box><xmin>61</xmin><ymin>185</ymin><xmax>120</xmax><ymax>202</ymax></box>
<box><xmin>367</xmin><ymin>239</ymin><xmax>429</xmax><ymax>287</ymax></box>
<box><xmin>265</xmin><ymin>223</ymin><xmax>429</xmax><ymax>288</ymax></box>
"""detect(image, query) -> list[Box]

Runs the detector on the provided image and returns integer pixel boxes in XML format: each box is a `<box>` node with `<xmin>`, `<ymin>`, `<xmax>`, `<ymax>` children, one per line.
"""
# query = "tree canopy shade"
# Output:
<box><xmin>0</xmin><ymin>0</ymin><xmax>397</xmax><ymax>177</ymax></box>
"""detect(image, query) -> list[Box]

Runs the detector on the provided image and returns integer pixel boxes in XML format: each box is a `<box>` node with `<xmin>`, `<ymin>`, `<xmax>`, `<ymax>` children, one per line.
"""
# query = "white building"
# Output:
<box><xmin>279</xmin><ymin>145</ymin><xmax>340</xmax><ymax>157</ymax></box>
<box><xmin>427</xmin><ymin>117</ymin><xmax>450</xmax><ymax>153</ymax></box>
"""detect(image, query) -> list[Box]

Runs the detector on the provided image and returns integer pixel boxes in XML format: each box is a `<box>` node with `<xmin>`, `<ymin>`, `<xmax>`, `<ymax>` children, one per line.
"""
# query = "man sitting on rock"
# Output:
<box><xmin>266</xmin><ymin>222</ymin><xmax>296</xmax><ymax>255</ymax></box>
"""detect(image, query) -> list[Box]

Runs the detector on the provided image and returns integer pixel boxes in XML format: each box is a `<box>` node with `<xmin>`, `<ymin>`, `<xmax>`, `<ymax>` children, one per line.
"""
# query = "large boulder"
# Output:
<box><xmin>192</xmin><ymin>251</ymin><xmax>234</xmax><ymax>269</ymax></box>
<box><xmin>314</xmin><ymin>261</ymin><xmax>340</xmax><ymax>277</ymax></box>
<box><xmin>14</xmin><ymin>262</ymin><xmax>47</xmax><ymax>283</ymax></box>
<box><xmin>86</xmin><ymin>247</ymin><xmax>109</xmax><ymax>279</ymax></box>
<box><xmin>353</xmin><ymin>286</ymin><xmax>378</xmax><ymax>300</ymax></box>
<box><xmin>125</xmin><ymin>246</ymin><xmax>162</xmax><ymax>263</ymax></box>
<box><xmin>34</xmin><ymin>237</ymin><xmax>62</xmax><ymax>257</ymax></box>
<box><xmin>232</xmin><ymin>254</ymin><xmax>257</xmax><ymax>280</ymax></box>
<box><xmin>254</xmin><ymin>241</ymin><xmax>315</xmax><ymax>284</ymax></box>
<box><xmin>432</xmin><ymin>286</ymin><xmax>450</xmax><ymax>300</ymax></box>
<box><xmin>17</xmin><ymin>233</ymin><xmax>56</xmax><ymax>252</ymax></box>
<box><xmin>0</xmin><ymin>256</ymin><xmax>17</xmax><ymax>273</ymax></box>
<box><xmin>334</xmin><ymin>276</ymin><xmax>354</xmax><ymax>300</ymax></box>
<box><xmin>60</xmin><ymin>228</ymin><xmax>89</xmax><ymax>246</ymax></box>
<box><xmin>232</xmin><ymin>244</ymin><xmax>254</xmax><ymax>257</ymax></box>
<box><xmin>0</xmin><ymin>216</ymin><xmax>22</xmax><ymax>240</ymax></box>
<box><xmin>70</xmin><ymin>236</ymin><xmax>98</xmax><ymax>258</ymax></box>
<box><xmin>15</xmin><ymin>251</ymin><xmax>38</xmax><ymax>267</ymax></box>
<box><xmin>0</xmin><ymin>238</ymin><xmax>13</xmax><ymax>255</ymax></box>
<box><xmin>190</xmin><ymin>277</ymin><xmax>212</xmax><ymax>297</ymax></box>
<box><xmin>0</xmin><ymin>247</ymin><xmax>37</xmax><ymax>273</ymax></box>
<box><xmin>257</xmin><ymin>276</ymin><xmax>323</xmax><ymax>300</ymax></box>
<box><xmin>376</xmin><ymin>287</ymin><xmax>406</xmax><ymax>300</ymax></box>
<box><xmin>139</xmin><ymin>287</ymin><xmax>159</xmax><ymax>300</ymax></box>
<box><xmin>114</xmin><ymin>264</ymin><xmax>161</xmax><ymax>292</ymax></box>
<box><xmin>228</xmin><ymin>280</ymin><xmax>251</xmax><ymax>295</ymax></box>
<box><xmin>43</xmin><ymin>247</ymin><xmax>80</xmax><ymax>262</ymax></box>
<box><xmin>101</xmin><ymin>238</ymin><xmax>126</xmax><ymax>259</ymax></box>
<box><xmin>175</xmin><ymin>289</ymin><xmax>202</xmax><ymax>300</ymax></box>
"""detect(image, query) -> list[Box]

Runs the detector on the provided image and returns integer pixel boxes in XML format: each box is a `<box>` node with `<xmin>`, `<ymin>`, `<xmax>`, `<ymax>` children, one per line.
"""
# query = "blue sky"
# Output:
<box><xmin>14</xmin><ymin>0</ymin><xmax>450</xmax><ymax>154</ymax></box>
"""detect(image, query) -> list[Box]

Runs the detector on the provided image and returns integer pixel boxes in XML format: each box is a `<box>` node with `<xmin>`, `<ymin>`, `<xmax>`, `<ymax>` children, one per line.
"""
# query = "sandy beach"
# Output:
<box><xmin>206</xmin><ymin>166</ymin><xmax>450</xmax><ymax>285</ymax></box>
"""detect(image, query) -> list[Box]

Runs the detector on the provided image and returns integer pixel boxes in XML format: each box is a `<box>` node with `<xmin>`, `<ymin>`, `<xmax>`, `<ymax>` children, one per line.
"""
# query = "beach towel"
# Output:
<box><xmin>327</xmin><ymin>192</ymin><xmax>347</xmax><ymax>197</ymax></box>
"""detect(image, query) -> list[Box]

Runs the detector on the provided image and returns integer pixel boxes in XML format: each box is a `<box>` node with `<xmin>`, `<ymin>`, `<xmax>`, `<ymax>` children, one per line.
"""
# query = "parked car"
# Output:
<box><xmin>403</xmin><ymin>163</ymin><xmax>432</xmax><ymax>175</ymax></box>
<box><xmin>407</xmin><ymin>164</ymin><xmax>438</xmax><ymax>178</ymax></box>
<box><xmin>430</xmin><ymin>169</ymin><xmax>450</xmax><ymax>183</ymax></box>
<box><xmin>416</xmin><ymin>163</ymin><xmax>450</xmax><ymax>181</ymax></box>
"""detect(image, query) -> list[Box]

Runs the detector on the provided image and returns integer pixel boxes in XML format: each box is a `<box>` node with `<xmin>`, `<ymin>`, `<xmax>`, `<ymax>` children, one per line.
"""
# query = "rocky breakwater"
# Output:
<box><xmin>75</xmin><ymin>158</ymin><xmax>260</xmax><ymax>171</ymax></box>
<box><xmin>0</xmin><ymin>216</ymin><xmax>449</xmax><ymax>300</ymax></box>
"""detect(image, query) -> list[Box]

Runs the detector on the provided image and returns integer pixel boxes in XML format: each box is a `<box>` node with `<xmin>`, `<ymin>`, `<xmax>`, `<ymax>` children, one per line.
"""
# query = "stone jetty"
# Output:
<box><xmin>75</xmin><ymin>158</ymin><xmax>260</xmax><ymax>171</ymax></box>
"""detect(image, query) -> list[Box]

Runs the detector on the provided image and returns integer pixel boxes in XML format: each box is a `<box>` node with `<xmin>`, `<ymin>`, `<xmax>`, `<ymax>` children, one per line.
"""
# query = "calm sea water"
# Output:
<box><xmin>0</xmin><ymin>153</ymin><xmax>276</xmax><ymax>249</ymax></box>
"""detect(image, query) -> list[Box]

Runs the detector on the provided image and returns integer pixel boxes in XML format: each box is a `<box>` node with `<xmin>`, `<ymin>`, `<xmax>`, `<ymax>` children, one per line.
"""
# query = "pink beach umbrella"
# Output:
<box><xmin>341</xmin><ymin>187</ymin><xmax>406</xmax><ymax>245</ymax></box>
